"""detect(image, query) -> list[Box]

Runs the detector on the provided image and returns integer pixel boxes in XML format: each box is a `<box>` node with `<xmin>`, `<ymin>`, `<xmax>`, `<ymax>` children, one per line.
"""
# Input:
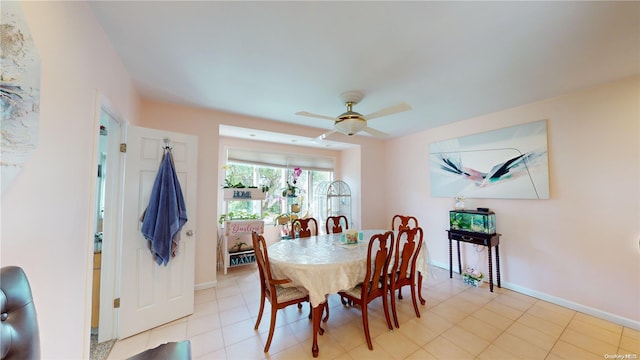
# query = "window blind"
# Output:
<box><xmin>227</xmin><ymin>148</ymin><xmax>335</xmax><ymax>171</ymax></box>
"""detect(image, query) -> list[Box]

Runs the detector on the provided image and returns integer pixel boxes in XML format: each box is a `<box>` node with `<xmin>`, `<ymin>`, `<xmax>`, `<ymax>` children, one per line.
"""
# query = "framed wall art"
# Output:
<box><xmin>1</xmin><ymin>2</ymin><xmax>41</xmax><ymax>193</ymax></box>
<box><xmin>429</xmin><ymin>120</ymin><xmax>550</xmax><ymax>200</ymax></box>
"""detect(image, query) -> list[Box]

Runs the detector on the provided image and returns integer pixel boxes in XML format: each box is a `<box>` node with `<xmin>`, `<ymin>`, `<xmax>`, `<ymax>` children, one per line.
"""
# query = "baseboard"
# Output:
<box><xmin>427</xmin><ymin>261</ymin><xmax>640</xmax><ymax>330</ymax></box>
<box><xmin>194</xmin><ymin>280</ymin><xmax>217</xmax><ymax>291</ymax></box>
<box><xmin>502</xmin><ymin>281</ymin><xmax>640</xmax><ymax>330</ymax></box>
<box><xmin>428</xmin><ymin>260</ymin><xmax>452</xmax><ymax>280</ymax></box>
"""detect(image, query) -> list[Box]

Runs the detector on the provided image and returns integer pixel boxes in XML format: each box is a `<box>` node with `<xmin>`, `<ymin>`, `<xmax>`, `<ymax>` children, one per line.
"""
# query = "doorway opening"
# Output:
<box><xmin>89</xmin><ymin>106</ymin><xmax>121</xmax><ymax>359</ymax></box>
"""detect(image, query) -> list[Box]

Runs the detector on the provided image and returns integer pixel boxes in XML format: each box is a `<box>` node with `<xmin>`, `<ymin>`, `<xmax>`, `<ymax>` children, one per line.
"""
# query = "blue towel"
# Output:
<box><xmin>141</xmin><ymin>151</ymin><xmax>188</xmax><ymax>266</ymax></box>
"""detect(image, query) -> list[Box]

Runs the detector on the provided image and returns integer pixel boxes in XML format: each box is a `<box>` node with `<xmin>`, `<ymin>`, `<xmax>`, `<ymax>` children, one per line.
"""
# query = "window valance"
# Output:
<box><xmin>227</xmin><ymin>148</ymin><xmax>335</xmax><ymax>171</ymax></box>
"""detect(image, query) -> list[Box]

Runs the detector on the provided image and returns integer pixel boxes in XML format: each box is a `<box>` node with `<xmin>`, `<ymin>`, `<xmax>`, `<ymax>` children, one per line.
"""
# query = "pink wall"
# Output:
<box><xmin>340</xmin><ymin>147</ymin><xmax>363</xmax><ymax>229</ymax></box>
<box><xmin>385</xmin><ymin>76</ymin><xmax>640</xmax><ymax>327</ymax></box>
<box><xmin>1</xmin><ymin>2</ymin><xmax>140</xmax><ymax>358</ymax></box>
<box><xmin>357</xmin><ymin>142</ymin><xmax>392</xmax><ymax>229</ymax></box>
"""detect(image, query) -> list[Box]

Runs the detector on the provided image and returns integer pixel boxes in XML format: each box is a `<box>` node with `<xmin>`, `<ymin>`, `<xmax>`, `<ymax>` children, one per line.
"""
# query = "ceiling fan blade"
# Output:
<box><xmin>364</xmin><ymin>102</ymin><xmax>412</xmax><ymax>120</ymax></box>
<box><xmin>313</xmin><ymin>129</ymin><xmax>337</xmax><ymax>142</ymax></box>
<box><xmin>295</xmin><ymin>111</ymin><xmax>338</xmax><ymax>121</ymax></box>
<box><xmin>361</xmin><ymin>126</ymin><xmax>388</xmax><ymax>137</ymax></box>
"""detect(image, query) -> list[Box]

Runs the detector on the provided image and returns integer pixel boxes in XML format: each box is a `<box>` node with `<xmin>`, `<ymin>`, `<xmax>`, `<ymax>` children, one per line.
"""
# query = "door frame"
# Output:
<box><xmin>90</xmin><ymin>94</ymin><xmax>127</xmax><ymax>343</ymax></box>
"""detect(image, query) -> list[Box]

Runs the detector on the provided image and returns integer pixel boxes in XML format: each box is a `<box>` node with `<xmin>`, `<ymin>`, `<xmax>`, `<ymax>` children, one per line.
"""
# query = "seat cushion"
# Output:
<box><xmin>341</xmin><ymin>279</ymin><xmax>384</xmax><ymax>299</ymax></box>
<box><xmin>274</xmin><ymin>285</ymin><xmax>308</xmax><ymax>303</ymax></box>
<box><xmin>341</xmin><ymin>283</ymin><xmax>363</xmax><ymax>299</ymax></box>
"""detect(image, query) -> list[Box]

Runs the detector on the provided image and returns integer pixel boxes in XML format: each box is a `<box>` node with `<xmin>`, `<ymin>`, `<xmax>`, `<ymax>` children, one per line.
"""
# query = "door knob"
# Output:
<box><xmin>186</xmin><ymin>230</ymin><xmax>194</xmax><ymax>237</ymax></box>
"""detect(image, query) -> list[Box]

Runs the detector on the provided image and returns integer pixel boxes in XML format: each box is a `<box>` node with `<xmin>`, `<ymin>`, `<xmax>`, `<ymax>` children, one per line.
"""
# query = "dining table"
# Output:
<box><xmin>267</xmin><ymin>229</ymin><xmax>428</xmax><ymax>357</ymax></box>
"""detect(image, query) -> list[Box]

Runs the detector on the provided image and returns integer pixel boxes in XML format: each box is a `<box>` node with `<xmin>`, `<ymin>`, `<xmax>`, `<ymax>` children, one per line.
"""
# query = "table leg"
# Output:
<box><xmin>456</xmin><ymin>241</ymin><xmax>462</xmax><ymax>275</ymax></box>
<box><xmin>311</xmin><ymin>304</ymin><xmax>324</xmax><ymax>357</ymax></box>
<box><xmin>449</xmin><ymin>238</ymin><xmax>453</xmax><ymax>278</ymax></box>
<box><xmin>495</xmin><ymin>244</ymin><xmax>501</xmax><ymax>288</ymax></box>
<box><xmin>487</xmin><ymin>245</ymin><xmax>494</xmax><ymax>292</ymax></box>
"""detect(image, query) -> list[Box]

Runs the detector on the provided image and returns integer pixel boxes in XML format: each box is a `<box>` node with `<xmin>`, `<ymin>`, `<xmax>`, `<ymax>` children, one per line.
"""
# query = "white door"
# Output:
<box><xmin>118</xmin><ymin>125</ymin><xmax>198</xmax><ymax>339</ymax></box>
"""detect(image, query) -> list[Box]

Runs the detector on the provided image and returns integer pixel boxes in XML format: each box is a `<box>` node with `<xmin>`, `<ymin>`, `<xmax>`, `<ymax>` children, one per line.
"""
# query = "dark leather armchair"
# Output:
<box><xmin>127</xmin><ymin>341</ymin><xmax>191</xmax><ymax>360</ymax></box>
<box><xmin>1</xmin><ymin>266</ymin><xmax>40</xmax><ymax>360</ymax></box>
<box><xmin>0</xmin><ymin>266</ymin><xmax>191</xmax><ymax>360</ymax></box>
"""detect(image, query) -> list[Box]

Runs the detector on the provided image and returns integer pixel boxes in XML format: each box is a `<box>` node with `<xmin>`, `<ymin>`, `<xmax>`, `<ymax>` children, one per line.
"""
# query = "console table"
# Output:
<box><xmin>447</xmin><ymin>230</ymin><xmax>502</xmax><ymax>292</ymax></box>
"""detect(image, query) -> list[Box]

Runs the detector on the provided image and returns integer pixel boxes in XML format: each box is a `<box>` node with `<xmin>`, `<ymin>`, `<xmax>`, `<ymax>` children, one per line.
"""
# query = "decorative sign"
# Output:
<box><xmin>230</xmin><ymin>253</ymin><xmax>256</xmax><ymax>266</ymax></box>
<box><xmin>1</xmin><ymin>2</ymin><xmax>41</xmax><ymax>193</ymax></box>
<box><xmin>232</xmin><ymin>190</ymin><xmax>253</xmax><ymax>199</ymax></box>
<box><xmin>225</xmin><ymin>220</ymin><xmax>264</xmax><ymax>236</ymax></box>
<box><xmin>223</xmin><ymin>188</ymin><xmax>266</xmax><ymax>200</ymax></box>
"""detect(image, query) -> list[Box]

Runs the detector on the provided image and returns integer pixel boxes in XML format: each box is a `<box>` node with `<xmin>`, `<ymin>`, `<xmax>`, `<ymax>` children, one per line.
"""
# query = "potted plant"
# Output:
<box><xmin>282</xmin><ymin>167</ymin><xmax>302</xmax><ymax>197</ymax></box>
<box><xmin>218</xmin><ymin>210</ymin><xmax>261</xmax><ymax>224</ymax></box>
<box><xmin>221</xmin><ymin>164</ymin><xmax>269</xmax><ymax>191</ymax></box>
<box><xmin>275</xmin><ymin>214</ymin><xmax>291</xmax><ymax>225</ymax></box>
<box><xmin>229</xmin><ymin>241</ymin><xmax>251</xmax><ymax>253</ymax></box>
<box><xmin>282</xmin><ymin>182</ymin><xmax>298</xmax><ymax>197</ymax></box>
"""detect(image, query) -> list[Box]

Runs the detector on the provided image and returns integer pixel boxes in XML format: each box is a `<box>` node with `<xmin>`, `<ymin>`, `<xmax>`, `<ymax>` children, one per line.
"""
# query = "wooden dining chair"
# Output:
<box><xmin>390</xmin><ymin>214</ymin><xmax>426</xmax><ymax>306</ymax></box>
<box><xmin>389</xmin><ymin>226</ymin><xmax>424</xmax><ymax>328</ymax></box>
<box><xmin>291</xmin><ymin>217</ymin><xmax>319</xmax><ymax>238</ymax></box>
<box><xmin>252</xmin><ymin>232</ymin><xmax>310</xmax><ymax>352</ymax></box>
<box><xmin>325</xmin><ymin>215</ymin><xmax>349</xmax><ymax>234</ymax></box>
<box><xmin>338</xmin><ymin>231</ymin><xmax>395</xmax><ymax>350</ymax></box>
<box><xmin>391</xmin><ymin>214</ymin><xmax>419</xmax><ymax>231</ymax></box>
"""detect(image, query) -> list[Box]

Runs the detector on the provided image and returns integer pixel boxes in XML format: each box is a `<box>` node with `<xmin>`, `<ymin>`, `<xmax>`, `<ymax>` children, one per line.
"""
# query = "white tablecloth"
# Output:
<box><xmin>268</xmin><ymin>230</ymin><xmax>428</xmax><ymax>307</ymax></box>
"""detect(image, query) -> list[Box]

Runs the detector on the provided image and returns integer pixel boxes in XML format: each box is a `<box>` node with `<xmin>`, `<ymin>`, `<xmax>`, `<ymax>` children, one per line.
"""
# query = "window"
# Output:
<box><xmin>224</xmin><ymin>162</ymin><xmax>333</xmax><ymax>223</ymax></box>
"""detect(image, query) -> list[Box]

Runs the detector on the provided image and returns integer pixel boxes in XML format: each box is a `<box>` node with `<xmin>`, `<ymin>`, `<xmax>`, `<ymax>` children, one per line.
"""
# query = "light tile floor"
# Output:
<box><xmin>107</xmin><ymin>265</ymin><xmax>639</xmax><ymax>359</ymax></box>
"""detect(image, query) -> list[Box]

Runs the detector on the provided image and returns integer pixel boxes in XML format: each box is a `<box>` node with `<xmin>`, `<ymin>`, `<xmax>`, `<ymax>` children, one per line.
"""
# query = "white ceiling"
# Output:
<box><xmin>89</xmin><ymin>1</ymin><xmax>639</xmax><ymax>146</ymax></box>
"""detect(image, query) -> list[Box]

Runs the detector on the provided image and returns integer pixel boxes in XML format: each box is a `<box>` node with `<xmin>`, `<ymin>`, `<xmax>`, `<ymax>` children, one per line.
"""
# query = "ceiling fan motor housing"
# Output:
<box><xmin>340</xmin><ymin>90</ymin><xmax>364</xmax><ymax>105</ymax></box>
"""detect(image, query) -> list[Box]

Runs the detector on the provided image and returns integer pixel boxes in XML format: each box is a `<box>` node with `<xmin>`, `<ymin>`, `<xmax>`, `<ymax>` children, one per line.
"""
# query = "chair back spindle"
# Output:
<box><xmin>325</xmin><ymin>215</ymin><xmax>349</xmax><ymax>234</ymax></box>
<box><xmin>389</xmin><ymin>226</ymin><xmax>424</xmax><ymax>328</ymax></box>
<box><xmin>364</xmin><ymin>231</ymin><xmax>394</xmax><ymax>299</ymax></box>
<box><xmin>391</xmin><ymin>214</ymin><xmax>419</xmax><ymax>231</ymax></box>
<box><xmin>291</xmin><ymin>217</ymin><xmax>319</xmax><ymax>238</ymax></box>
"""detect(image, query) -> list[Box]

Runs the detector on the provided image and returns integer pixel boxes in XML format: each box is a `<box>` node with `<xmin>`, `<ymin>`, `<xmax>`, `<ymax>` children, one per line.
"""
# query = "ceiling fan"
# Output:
<box><xmin>295</xmin><ymin>91</ymin><xmax>411</xmax><ymax>140</ymax></box>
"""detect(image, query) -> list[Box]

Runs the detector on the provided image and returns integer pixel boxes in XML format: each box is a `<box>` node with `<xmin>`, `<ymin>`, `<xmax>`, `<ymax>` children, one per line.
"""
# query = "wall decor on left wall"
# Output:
<box><xmin>1</xmin><ymin>1</ymin><xmax>41</xmax><ymax>193</ymax></box>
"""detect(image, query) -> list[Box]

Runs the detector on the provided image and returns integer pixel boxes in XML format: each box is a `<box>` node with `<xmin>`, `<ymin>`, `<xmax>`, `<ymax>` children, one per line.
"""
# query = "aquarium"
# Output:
<box><xmin>449</xmin><ymin>209</ymin><xmax>496</xmax><ymax>234</ymax></box>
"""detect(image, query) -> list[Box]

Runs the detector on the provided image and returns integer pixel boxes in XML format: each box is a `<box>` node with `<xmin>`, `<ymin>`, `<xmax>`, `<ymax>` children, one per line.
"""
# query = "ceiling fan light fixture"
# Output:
<box><xmin>334</xmin><ymin>117</ymin><xmax>366</xmax><ymax>136</ymax></box>
<box><xmin>297</xmin><ymin>90</ymin><xmax>410</xmax><ymax>138</ymax></box>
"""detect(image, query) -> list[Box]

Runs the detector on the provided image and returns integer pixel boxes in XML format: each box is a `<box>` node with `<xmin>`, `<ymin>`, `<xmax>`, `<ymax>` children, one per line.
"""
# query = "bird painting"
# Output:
<box><xmin>428</xmin><ymin>119</ymin><xmax>550</xmax><ymax>199</ymax></box>
<box><xmin>437</xmin><ymin>150</ymin><xmax>547</xmax><ymax>188</ymax></box>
